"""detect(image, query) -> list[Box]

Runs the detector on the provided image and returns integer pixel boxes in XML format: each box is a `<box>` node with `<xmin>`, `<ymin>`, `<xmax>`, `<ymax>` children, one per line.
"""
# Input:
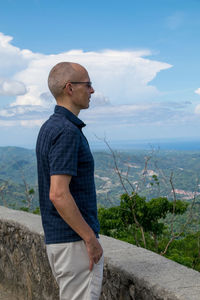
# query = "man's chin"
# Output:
<box><xmin>82</xmin><ymin>103</ymin><xmax>90</xmax><ymax>109</ymax></box>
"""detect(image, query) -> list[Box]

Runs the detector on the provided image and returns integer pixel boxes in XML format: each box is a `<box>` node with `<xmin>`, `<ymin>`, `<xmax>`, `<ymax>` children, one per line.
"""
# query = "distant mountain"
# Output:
<box><xmin>0</xmin><ymin>146</ymin><xmax>37</xmax><ymax>185</ymax></box>
<box><xmin>0</xmin><ymin>146</ymin><xmax>199</xmax><ymax>210</ymax></box>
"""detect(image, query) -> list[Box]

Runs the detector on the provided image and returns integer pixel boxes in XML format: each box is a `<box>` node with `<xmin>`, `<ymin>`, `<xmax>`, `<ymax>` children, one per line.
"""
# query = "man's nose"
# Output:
<box><xmin>90</xmin><ymin>87</ymin><xmax>95</xmax><ymax>94</ymax></box>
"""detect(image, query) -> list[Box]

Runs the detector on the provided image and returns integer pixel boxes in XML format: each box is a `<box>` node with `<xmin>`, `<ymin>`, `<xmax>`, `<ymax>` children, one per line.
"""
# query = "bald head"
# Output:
<box><xmin>48</xmin><ymin>62</ymin><xmax>88</xmax><ymax>99</ymax></box>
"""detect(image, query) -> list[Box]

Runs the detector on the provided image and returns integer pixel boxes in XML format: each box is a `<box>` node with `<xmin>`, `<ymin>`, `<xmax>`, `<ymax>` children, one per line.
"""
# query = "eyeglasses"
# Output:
<box><xmin>63</xmin><ymin>81</ymin><xmax>92</xmax><ymax>89</ymax></box>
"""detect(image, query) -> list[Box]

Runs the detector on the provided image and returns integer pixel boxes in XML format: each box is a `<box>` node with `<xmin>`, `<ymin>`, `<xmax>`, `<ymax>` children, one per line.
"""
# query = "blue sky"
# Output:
<box><xmin>0</xmin><ymin>0</ymin><xmax>200</xmax><ymax>148</ymax></box>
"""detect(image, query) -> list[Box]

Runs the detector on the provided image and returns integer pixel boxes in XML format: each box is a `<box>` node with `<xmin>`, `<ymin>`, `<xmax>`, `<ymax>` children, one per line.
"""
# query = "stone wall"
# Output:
<box><xmin>0</xmin><ymin>206</ymin><xmax>200</xmax><ymax>300</ymax></box>
<box><xmin>0</xmin><ymin>208</ymin><xmax>58</xmax><ymax>300</ymax></box>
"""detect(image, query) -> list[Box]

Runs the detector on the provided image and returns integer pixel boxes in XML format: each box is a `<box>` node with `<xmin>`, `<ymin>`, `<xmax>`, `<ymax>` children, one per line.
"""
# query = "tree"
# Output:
<box><xmin>99</xmin><ymin>192</ymin><xmax>188</xmax><ymax>252</ymax></box>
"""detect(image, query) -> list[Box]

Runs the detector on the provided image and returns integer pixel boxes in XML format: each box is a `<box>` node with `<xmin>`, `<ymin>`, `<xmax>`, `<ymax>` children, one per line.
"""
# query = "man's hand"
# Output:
<box><xmin>85</xmin><ymin>236</ymin><xmax>103</xmax><ymax>271</ymax></box>
<box><xmin>50</xmin><ymin>174</ymin><xmax>103</xmax><ymax>271</ymax></box>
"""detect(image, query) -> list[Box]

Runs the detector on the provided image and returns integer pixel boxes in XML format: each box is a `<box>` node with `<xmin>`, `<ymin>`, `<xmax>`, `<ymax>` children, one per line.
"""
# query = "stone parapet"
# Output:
<box><xmin>0</xmin><ymin>206</ymin><xmax>200</xmax><ymax>300</ymax></box>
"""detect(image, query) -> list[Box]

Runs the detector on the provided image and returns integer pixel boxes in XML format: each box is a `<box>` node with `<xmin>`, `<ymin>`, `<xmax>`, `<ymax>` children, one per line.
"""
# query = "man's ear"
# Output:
<box><xmin>64</xmin><ymin>82</ymin><xmax>73</xmax><ymax>95</ymax></box>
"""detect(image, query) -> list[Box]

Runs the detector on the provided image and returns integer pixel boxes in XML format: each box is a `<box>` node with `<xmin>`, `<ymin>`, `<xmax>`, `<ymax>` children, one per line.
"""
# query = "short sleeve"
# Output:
<box><xmin>48</xmin><ymin>127</ymin><xmax>80</xmax><ymax>176</ymax></box>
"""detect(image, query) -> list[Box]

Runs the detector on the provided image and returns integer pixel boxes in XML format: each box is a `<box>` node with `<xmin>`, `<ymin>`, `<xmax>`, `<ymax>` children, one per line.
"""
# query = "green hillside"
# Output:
<box><xmin>0</xmin><ymin>146</ymin><xmax>199</xmax><ymax>211</ymax></box>
<box><xmin>0</xmin><ymin>146</ymin><xmax>37</xmax><ymax>185</ymax></box>
<box><xmin>1</xmin><ymin>146</ymin><xmax>199</xmax><ymax>271</ymax></box>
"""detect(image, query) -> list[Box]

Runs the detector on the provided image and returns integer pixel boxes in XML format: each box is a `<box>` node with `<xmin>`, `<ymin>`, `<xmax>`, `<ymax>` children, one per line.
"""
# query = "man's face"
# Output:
<box><xmin>71</xmin><ymin>71</ymin><xmax>94</xmax><ymax>110</ymax></box>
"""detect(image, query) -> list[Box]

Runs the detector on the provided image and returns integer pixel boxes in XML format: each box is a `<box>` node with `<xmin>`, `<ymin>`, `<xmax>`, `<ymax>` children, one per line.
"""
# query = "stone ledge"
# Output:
<box><xmin>0</xmin><ymin>206</ymin><xmax>43</xmax><ymax>234</ymax></box>
<box><xmin>101</xmin><ymin>235</ymin><xmax>200</xmax><ymax>300</ymax></box>
<box><xmin>0</xmin><ymin>206</ymin><xmax>200</xmax><ymax>300</ymax></box>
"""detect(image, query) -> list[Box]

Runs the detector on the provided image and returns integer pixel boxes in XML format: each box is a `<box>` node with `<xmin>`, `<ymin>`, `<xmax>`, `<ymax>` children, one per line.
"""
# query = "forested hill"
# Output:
<box><xmin>0</xmin><ymin>146</ymin><xmax>199</xmax><ymax>209</ymax></box>
<box><xmin>0</xmin><ymin>146</ymin><xmax>37</xmax><ymax>185</ymax></box>
<box><xmin>1</xmin><ymin>146</ymin><xmax>200</xmax><ymax>272</ymax></box>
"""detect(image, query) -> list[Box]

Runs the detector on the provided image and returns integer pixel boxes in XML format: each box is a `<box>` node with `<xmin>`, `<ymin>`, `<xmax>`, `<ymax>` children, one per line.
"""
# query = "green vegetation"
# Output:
<box><xmin>0</xmin><ymin>146</ymin><xmax>39</xmax><ymax>211</ymax></box>
<box><xmin>0</xmin><ymin>146</ymin><xmax>199</xmax><ymax>208</ymax></box>
<box><xmin>98</xmin><ymin>192</ymin><xmax>200</xmax><ymax>272</ymax></box>
<box><xmin>0</xmin><ymin>146</ymin><xmax>200</xmax><ymax>271</ymax></box>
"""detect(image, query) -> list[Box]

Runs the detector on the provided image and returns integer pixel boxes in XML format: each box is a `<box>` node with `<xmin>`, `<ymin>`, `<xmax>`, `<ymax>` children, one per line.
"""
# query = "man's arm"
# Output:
<box><xmin>49</xmin><ymin>174</ymin><xmax>103</xmax><ymax>271</ymax></box>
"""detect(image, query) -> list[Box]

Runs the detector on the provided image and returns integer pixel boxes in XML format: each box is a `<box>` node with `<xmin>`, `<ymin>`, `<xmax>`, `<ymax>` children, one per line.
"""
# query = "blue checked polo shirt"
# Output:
<box><xmin>36</xmin><ymin>105</ymin><xmax>100</xmax><ymax>244</ymax></box>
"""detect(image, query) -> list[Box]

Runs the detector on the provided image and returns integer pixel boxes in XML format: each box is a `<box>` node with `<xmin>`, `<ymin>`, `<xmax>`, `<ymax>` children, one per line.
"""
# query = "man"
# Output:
<box><xmin>36</xmin><ymin>62</ymin><xmax>103</xmax><ymax>300</ymax></box>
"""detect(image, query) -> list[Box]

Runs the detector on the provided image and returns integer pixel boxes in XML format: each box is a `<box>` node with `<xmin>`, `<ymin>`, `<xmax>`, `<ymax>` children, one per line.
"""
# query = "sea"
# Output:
<box><xmin>90</xmin><ymin>138</ymin><xmax>200</xmax><ymax>152</ymax></box>
<box><xmin>1</xmin><ymin>138</ymin><xmax>199</xmax><ymax>152</ymax></box>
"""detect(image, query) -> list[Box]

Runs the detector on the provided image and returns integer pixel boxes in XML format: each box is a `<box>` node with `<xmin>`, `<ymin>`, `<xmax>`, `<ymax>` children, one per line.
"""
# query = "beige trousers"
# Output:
<box><xmin>46</xmin><ymin>240</ymin><xmax>104</xmax><ymax>300</ymax></box>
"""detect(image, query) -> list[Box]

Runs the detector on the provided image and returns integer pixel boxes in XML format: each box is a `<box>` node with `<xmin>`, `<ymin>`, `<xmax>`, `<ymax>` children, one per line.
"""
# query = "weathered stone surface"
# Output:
<box><xmin>0</xmin><ymin>219</ymin><xmax>59</xmax><ymax>300</ymax></box>
<box><xmin>100</xmin><ymin>235</ymin><xmax>200</xmax><ymax>300</ymax></box>
<box><xmin>0</xmin><ymin>206</ymin><xmax>200</xmax><ymax>300</ymax></box>
<box><xmin>0</xmin><ymin>284</ymin><xmax>16</xmax><ymax>300</ymax></box>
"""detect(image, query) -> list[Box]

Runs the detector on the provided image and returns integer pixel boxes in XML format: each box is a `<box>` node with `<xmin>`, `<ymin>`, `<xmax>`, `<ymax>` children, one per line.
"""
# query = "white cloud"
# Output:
<box><xmin>0</xmin><ymin>119</ymin><xmax>45</xmax><ymax>127</ymax></box>
<box><xmin>0</xmin><ymin>98</ymin><xmax>195</xmax><ymax>129</ymax></box>
<box><xmin>195</xmin><ymin>88</ymin><xmax>200</xmax><ymax>95</ymax></box>
<box><xmin>0</xmin><ymin>105</ymin><xmax>41</xmax><ymax>117</ymax></box>
<box><xmin>90</xmin><ymin>92</ymin><xmax>110</xmax><ymax>107</ymax></box>
<box><xmin>11</xmin><ymin>49</ymin><xmax>171</xmax><ymax>107</ymax></box>
<box><xmin>195</xmin><ymin>104</ymin><xmax>200</xmax><ymax>114</ymax></box>
<box><xmin>0</xmin><ymin>32</ymin><xmax>39</xmax><ymax>77</ymax></box>
<box><xmin>0</xmin><ymin>104</ymin><xmax>53</xmax><ymax>119</ymax></box>
<box><xmin>0</xmin><ymin>32</ymin><xmax>173</xmax><ymax>127</ymax></box>
<box><xmin>0</xmin><ymin>78</ymin><xmax>27</xmax><ymax>96</ymax></box>
<box><xmin>81</xmin><ymin>101</ymin><xmax>194</xmax><ymax>126</ymax></box>
<box><xmin>19</xmin><ymin>119</ymin><xmax>45</xmax><ymax>127</ymax></box>
<box><xmin>84</xmin><ymin>103</ymin><xmax>152</xmax><ymax>118</ymax></box>
<box><xmin>194</xmin><ymin>89</ymin><xmax>200</xmax><ymax>114</ymax></box>
<box><xmin>0</xmin><ymin>32</ymin><xmax>172</xmax><ymax>105</ymax></box>
<box><xmin>0</xmin><ymin>120</ymin><xmax>18</xmax><ymax>127</ymax></box>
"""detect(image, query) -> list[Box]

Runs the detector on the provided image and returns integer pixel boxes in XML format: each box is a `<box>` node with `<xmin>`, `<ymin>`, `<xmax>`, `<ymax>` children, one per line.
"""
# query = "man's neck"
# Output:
<box><xmin>56</xmin><ymin>101</ymin><xmax>80</xmax><ymax>116</ymax></box>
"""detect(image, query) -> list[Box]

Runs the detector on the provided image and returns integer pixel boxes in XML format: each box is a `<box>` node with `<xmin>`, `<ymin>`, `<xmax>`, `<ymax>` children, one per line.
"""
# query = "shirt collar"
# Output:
<box><xmin>54</xmin><ymin>105</ymin><xmax>86</xmax><ymax>129</ymax></box>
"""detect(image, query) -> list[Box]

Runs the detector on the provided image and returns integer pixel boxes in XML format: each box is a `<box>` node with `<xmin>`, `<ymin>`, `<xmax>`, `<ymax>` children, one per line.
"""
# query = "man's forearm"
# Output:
<box><xmin>50</xmin><ymin>191</ymin><xmax>95</xmax><ymax>243</ymax></box>
<box><xmin>49</xmin><ymin>174</ymin><xmax>103</xmax><ymax>270</ymax></box>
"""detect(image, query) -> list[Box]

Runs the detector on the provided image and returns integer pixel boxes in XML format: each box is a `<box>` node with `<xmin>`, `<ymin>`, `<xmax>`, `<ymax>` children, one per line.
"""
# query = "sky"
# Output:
<box><xmin>0</xmin><ymin>0</ymin><xmax>200</xmax><ymax>148</ymax></box>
